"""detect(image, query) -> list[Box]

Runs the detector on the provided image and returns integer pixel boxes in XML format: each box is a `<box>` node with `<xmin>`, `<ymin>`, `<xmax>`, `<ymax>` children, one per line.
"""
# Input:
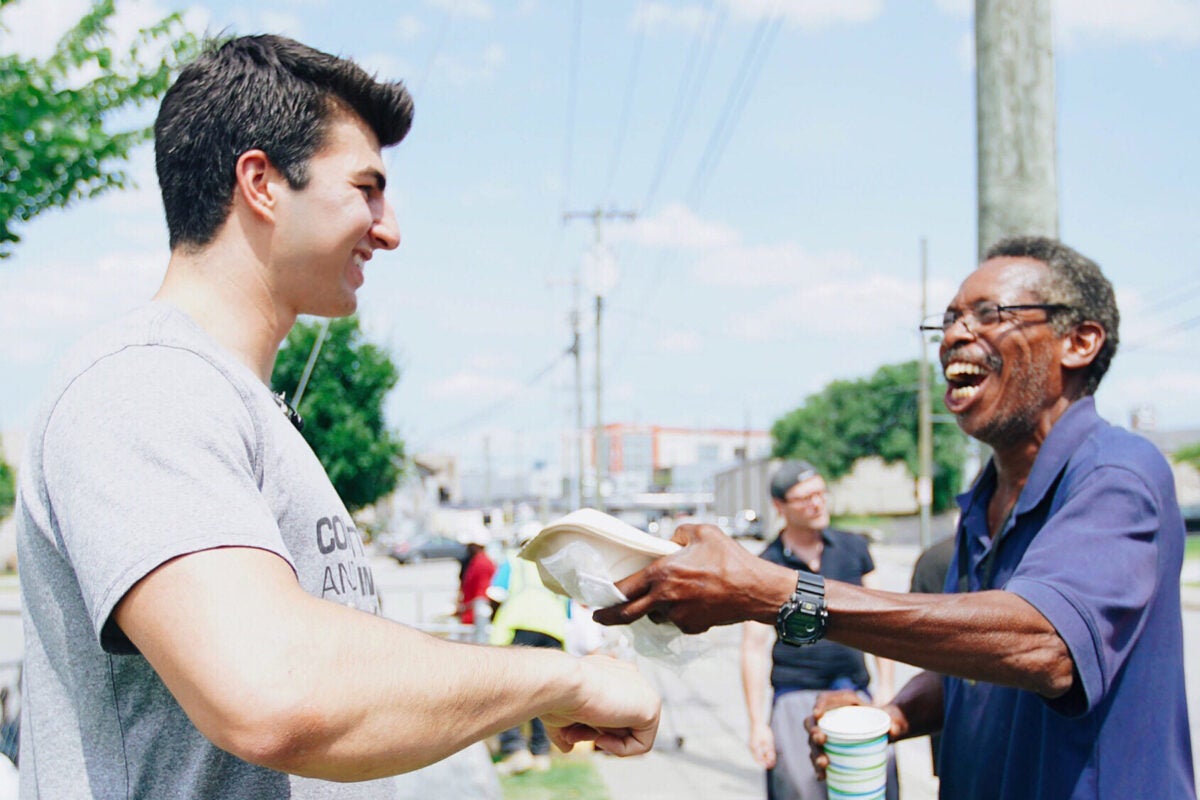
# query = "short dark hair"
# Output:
<box><xmin>770</xmin><ymin>460</ymin><xmax>821</xmax><ymax>501</ymax></box>
<box><xmin>154</xmin><ymin>34</ymin><xmax>414</xmax><ymax>250</ymax></box>
<box><xmin>985</xmin><ymin>236</ymin><xmax>1119</xmax><ymax>395</ymax></box>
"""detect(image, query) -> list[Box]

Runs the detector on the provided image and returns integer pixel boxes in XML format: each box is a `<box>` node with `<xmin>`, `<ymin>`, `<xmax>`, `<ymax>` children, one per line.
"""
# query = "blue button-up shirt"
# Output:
<box><xmin>939</xmin><ymin>397</ymin><xmax>1195</xmax><ymax>799</ymax></box>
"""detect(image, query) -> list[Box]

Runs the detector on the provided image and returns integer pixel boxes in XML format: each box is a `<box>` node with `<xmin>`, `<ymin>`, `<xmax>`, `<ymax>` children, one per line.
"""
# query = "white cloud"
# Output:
<box><xmin>614</xmin><ymin>204</ymin><xmax>741</xmax><ymax>250</ymax></box>
<box><xmin>631</xmin><ymin>2</ymin><xmax>712</xmax><ymax>35</ymax></box>
<box><xmin>933</xmin><ymin>0</ymin><xmax>1200</xmax><ymax>46</ymax></box>
<box><xmin>432</xmin><ymin>43</ymin><xmax>506</xmax><ymax>86</ymax></box>
<box><xmin>0</xmin><ymin>0</ymin><xmax>208</xmax><ymax>76</ymax></box>
<box><xmin>693</xmin><ymin>243</ymin><xmax>862</xmax><ymax>287</ymax></box>
<box><xmin>0</xmin><ymin>249</ymin><xmax>165</xmax><ymax>364</ymax></box>
<box><xmin>656</xmin><ymin>330</ymin><xmax>703</xmax><ymax>354</ymax></box>
<box><xmin>426</xmin><ymin>371</ymin><xmax>523</xmax><ymax>400</ymax></box>
<box><xmin>728</xmin><ymin>272</ymin><xmax>921</xmax><ymax>340</ymax></box>
<box><xmin>257</xmin><ymin>11</ymin><xmax>305</xmax><ymax>38</ymax></box>
<box><xmin>425</xmin><ymin>0</ymin><xmax>494</xmax><ymax>21</ymax></box>
<box><xmin>0</xmin><ymin>0</ymin><xmax>89</xmax><ymax>60</ymax></box>
<box><xmin>1100</xmin><ymin>367</ymin><xmax>1200</xmax><ymax>431</ymax></box>
<box><xmin>955</xmin><ymin>30</ymin><xmax>975</xmax><ymax>71</ymax></box>
<box><xmin>1058</xmin><ymin>0</ymin><xmax>1200</xmax><ymax>45</ymax></box>
<box><xmin>933</xmin><ymin>0</ymin><xmax>970</xmax><ymax>16</ymax></box>
<box><xmin>396</xmin><ymin>14</ymin><xmax>425</xmax><ymax>42</ymax></box>
<box><xmin>722</xmin><ymin>0</ymin><xmax>884</xmax><ymax>29</ymax></box>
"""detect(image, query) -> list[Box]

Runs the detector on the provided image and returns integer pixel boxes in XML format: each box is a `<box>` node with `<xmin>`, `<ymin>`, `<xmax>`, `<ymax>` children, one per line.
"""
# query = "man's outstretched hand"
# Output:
<box><xmin>591</xmin><ymin>524</ymin><xmax>797</xmax><ymax>634</ymax></box>
<box><xmin>542</xmin><ymin>654</ymin><xmax>661</xmax><ymax>756</ymax></box>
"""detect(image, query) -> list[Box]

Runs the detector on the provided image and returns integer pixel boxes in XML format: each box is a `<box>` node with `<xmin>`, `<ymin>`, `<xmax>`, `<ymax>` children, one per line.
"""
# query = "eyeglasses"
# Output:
<box><xmin>919</xmin><ymin>303</ymin><xmax>1071</xmax><ymax>335</ymax></box>
<box><xmin>783</xmin><ymin>489</ymin><xmax>828</xmax><ymax>507</ymax></box>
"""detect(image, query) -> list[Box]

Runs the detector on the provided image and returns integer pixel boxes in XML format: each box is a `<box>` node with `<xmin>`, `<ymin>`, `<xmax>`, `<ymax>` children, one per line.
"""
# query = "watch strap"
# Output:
<box><xmin>775</xmin><ymin>571</ymin><xmax>828</xmax><ymax>646</ymax></box>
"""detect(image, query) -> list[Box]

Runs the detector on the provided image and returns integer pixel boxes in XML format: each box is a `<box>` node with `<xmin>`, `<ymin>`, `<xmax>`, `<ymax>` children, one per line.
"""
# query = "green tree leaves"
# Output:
<box><xmin>271</xmin><ymin>318</ymin><xmax>406</xmax><ymax>514</ymax></box>
<box><xmin>0</xmin><ymin>439</ymin><xmax>13</xmax><ymax>523</ymax></box>
<box><xmin>0</xmin><ymin>0</ymin><xmax>197</xmax><ymax>256</ymax></box>
<box><xmin>771</xmin><ymin>360</ymin><xmax>968</xmax><ymax>512</ymax></box>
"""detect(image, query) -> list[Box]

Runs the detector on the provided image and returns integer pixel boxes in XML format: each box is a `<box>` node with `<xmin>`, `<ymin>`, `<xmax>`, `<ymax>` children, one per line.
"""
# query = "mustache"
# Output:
<box><xmin>942</xmin><ymin>345</ymin><xmax>1002</xmax><ymax>373</ymax></box>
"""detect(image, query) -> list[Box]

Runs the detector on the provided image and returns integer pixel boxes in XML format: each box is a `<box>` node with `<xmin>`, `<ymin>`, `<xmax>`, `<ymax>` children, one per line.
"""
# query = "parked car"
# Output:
<box><xmin>1182</xmin><ymin>503</ymin><xmax>1200</xmax><ymax>534</ymax></box>
<box><xmin>388</xmin><ymin>534</ymin><xmax>468</xmax><ymax>565</ymax></box>
<box><xmin>730</xmin><ymin>509</ymin><xmax>766</xmax><ymax>540</ymax></box>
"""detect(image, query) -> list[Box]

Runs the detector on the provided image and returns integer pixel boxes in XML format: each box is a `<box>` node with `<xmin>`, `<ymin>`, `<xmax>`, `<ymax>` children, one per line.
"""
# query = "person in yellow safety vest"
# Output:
<box><xmin>487</xmin><ymin>526</ymin><xmax>570</xmax><ymax>776</ymax></box>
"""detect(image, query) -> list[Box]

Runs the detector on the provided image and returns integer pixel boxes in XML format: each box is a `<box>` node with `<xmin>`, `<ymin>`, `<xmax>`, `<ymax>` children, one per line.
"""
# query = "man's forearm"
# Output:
<box><xmin>886</xmin><ymin>670</ymin><xmax>944</xmax><ymax>741</ymax></box>
<box><xmin>120</xmin><ymin>547</ymin><xmax>657</xmax><ymax>781</ymax></box>
<box><xmin>824</xmin><ymin>582</ymin><xmax>1073</xmax><ymax>697</ymax></box>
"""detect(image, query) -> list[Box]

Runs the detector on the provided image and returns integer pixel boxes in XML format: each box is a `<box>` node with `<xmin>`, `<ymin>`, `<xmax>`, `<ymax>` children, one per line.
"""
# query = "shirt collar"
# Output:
<box><xmin>956</xmin><ymin>396</ymin><xmax>1106</xmax><ymax>516</ymax></box>
<box><xmin>776</xmin><ymin>528</ymin><xmax>833</xmax><ymax>561</ymax></box>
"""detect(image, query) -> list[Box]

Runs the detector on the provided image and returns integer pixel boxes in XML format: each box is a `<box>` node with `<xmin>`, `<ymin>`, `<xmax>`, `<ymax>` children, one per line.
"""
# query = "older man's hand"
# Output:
<box><xmin>591</xmin><ymin>524</ymin><xmax>797</xmax><ymax>633</ymax></box>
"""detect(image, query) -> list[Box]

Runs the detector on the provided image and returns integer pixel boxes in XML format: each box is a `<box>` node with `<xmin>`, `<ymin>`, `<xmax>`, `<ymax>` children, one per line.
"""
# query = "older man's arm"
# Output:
<box><xmin>595</xmin><ymin>524</ymin><xmax>1073</xmax><ymax>699</ymax></box>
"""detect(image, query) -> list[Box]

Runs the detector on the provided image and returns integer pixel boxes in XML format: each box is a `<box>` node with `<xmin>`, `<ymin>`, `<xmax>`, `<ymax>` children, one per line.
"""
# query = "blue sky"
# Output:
<box><xmin>2</xmin><ymin>0</ymin><xmax>1198</xmax><ymax>483</ymax></box>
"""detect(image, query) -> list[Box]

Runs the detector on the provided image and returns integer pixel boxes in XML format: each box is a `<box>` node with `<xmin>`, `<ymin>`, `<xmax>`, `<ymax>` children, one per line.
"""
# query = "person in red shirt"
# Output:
<box><xmin>457</xmin><ymin>527</ymin><xmax>496</xmax><ymax>639</ymax></box>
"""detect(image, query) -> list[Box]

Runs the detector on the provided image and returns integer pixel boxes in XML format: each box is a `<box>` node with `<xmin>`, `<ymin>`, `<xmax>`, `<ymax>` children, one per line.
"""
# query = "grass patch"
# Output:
<box><xmin>1186</xmin><ymin>534</ymin><xmax>1200</xmax><ymax>562</ymax></box>
<box><xmin>499</xmin><ymin>755</ymin><xmax>609</xmax><ymax>800</ymax></box>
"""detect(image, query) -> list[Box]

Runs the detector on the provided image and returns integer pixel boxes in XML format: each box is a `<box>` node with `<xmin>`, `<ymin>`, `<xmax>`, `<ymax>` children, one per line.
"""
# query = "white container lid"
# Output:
<box><xmin>519</xmin><ymin>508</ymin><xmax>680</xmax><ymax>596</ymax></box>
<box><xmin>818</xmin><ymin>706</ymin><xmax>892</xmax><ymax>743</ymax></box>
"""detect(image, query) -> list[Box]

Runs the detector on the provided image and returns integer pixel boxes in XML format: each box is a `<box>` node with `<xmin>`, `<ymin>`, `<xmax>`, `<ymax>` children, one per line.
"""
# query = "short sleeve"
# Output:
<box><xmin>42</xmin><ymin>346</ymin><xmax>292</xmax><ymax>652</ymax></box>
<box><xmin>491</xmin><ymin>559</ymin><xmax>512</xmax><ymax>591</ymax></box>
<box><xmin>1004</xmin><ymin>465</ymin><xmax>1161</xmax><ymax>716</ymax></box>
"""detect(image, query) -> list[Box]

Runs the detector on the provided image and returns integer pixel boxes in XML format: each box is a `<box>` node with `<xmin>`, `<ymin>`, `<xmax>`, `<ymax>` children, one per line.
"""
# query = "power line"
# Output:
<box><xmin>602</xmin><ymin>23</ymin><xmax>646</xmax><ymax>204</ymax></box>
<box><xmin>1125</xmin><ymin>312</ymin><xmax>1200</xmax><ymax>353</ymax></box>
<box><xmin>686</xmin><ymin>13</ymin><xmax>783</xmax><ymax>205</ymax></box>
<box><xmin>641</xmin><ymin>0</ymin><xmax>725</xmax><ymax>212</ymax></box>
<box><xmin>562</xmin><ymin>0</ymin><xmax>583</xmax><ymax>212</ymax></box>
<box><xmin>422</xmin><ymin>348</ymin><xmax>573</xmax><ymax>442</ymax></box>
<box><xmin>413</xmin><ymin>9</ymin><xmax>454</xmax><ymax>98</ymax></box>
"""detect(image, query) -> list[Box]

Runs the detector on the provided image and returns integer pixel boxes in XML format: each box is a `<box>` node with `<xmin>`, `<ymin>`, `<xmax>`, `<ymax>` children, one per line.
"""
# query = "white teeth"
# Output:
<box><xmin>945</xmin><ymin>362</ymin><xmax>986</xmax><ymax>380</ymax></box>
<box><xmin>950</xmin><ymin>385</ymin><xmax>980</xmax><ymax>400</ymax></box>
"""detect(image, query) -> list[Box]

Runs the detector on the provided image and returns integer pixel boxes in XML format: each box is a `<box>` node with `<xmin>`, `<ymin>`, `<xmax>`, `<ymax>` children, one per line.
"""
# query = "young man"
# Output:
<box><xmin>596</xmin><ymin>237</ymin><xmax>1195</xmax><ymax>799</ymax></box>
<box><xmin>742</xmin><ymin>461</ymin><xmax>894</xmax><ymax>800</ymax></box>
<box><xmin>16</xmin><ymin>35</ymin><xmax>658</xmax><ymax>798</ymax></box>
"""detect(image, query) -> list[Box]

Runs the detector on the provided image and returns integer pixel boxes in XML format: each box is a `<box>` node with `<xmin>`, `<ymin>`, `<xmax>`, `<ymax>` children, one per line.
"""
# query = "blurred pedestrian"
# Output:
<box><xmin>907</xmin><ymin>535</ymin><xmax>955</xmax><ymax>775</ymax></box>
<box><xmin>457</xmin><ymin>527</ymin><xmax>496</xmax><ymax>642</ymax></box>
<box><xmin>487</xmin><ymin>523</ymin><xmax>570</xmax><ymax>775</ymax></box>
<box><xmin>741</xmin><ymin>460</ymin><xmax>896</xmax><ymax>800</ymax></box>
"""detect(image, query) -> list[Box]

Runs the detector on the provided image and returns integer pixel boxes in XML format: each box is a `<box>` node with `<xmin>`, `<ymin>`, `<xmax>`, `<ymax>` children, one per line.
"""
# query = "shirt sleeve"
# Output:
<box><xmin>1004</xmin><ymin>464</ymin><xmax>1162</xmax><ymax>717</ymax></box>
<box><xmin>42</xmin><ymin>346</ymin><xmax>290</xmax><ymax>653</ymax></box>
<box><xmin>491</xmin><ymin>559</ymin><xmax>512</xmax><ymax>591</ymax></box>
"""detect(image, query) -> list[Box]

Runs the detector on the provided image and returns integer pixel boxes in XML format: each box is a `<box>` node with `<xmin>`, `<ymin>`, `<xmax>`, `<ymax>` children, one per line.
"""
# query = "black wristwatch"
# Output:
<box><xmin>776</xmin><ymin>571</ymin><xmax>827</xmax><ymax>646</ymax></box>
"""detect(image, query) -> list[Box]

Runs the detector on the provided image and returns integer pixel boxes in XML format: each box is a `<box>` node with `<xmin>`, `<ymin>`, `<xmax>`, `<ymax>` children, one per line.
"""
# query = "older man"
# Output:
<box><xmin>596</xmin><ymin>237</ymin><xmax>1195</xmax><ymax>799</ymax></box>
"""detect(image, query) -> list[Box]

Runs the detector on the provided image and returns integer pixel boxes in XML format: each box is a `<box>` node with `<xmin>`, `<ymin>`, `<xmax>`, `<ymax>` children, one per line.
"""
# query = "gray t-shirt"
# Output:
<box><xmin>17</xmin><ymin>303</ymin><xmax>398</xmax><ymax>798</ymax></box>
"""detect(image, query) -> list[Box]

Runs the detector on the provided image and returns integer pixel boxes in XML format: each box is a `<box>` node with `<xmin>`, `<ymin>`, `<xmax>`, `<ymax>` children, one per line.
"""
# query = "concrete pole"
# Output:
<box><xmin>563</xmin><ymin>207</ymin><xmax>636</xmax><ymax>510</ymax></box>
<box><xmin>595</xmin><ymin>293</ymin><xmax>604</xmax><ymax>510</ymax></box>
<box><xmin>975</xmin><ymin>0</ymin><xmax>1058</xmax><ymax>259</ymax></box>
<box><xmin>917</xmin><ymin>238</ymin><xmax>934</xmax><ymax>551</ymax></box>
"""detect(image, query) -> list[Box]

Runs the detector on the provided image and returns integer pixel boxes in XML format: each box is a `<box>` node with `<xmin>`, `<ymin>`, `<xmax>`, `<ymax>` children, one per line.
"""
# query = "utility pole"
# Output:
<box><xmin>975</xmin><ymin>0</ymin><xmax>1058</xmax><ymax>257</ymax></box>
<box><xmin>917</xmin><ymin>238</ymin><xmax>934</xmax><ymax>551</ymax></box>
<box><xmin>563</xmin><ymin>207</ymin><xmax>637</xmax><ymax>510</ymax></box>
<box><xmin>483</xmin><ymin>434</ymin><xmax>492</xmax><ymax>509</ymax></box>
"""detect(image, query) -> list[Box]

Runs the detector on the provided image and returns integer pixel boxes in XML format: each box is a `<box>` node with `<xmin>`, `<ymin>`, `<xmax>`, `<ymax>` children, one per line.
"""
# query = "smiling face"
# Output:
<box><xmin>939</xmin><ymin>257</ymin><xmax>1071</xmax><ymax>449</ymax></box>
<box><xmin>270</xmin><ymin>111</ymin><xmax>400</xmax><ymax>318</ymax></box>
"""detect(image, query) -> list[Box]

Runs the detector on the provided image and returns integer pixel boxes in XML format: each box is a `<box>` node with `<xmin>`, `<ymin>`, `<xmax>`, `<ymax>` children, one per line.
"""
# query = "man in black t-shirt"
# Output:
<box><xmin>740</xmin><ymin>461</ymin><xmax>896</xmax><ymax>800</ymax></box>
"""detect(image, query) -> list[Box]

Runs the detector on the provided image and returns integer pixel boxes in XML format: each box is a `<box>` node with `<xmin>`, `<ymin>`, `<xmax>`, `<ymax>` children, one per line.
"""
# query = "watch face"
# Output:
<box><xmin>779</xmin><ymin>595</ymin><xmax>827</xmax><ymax>645</ymax></box>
